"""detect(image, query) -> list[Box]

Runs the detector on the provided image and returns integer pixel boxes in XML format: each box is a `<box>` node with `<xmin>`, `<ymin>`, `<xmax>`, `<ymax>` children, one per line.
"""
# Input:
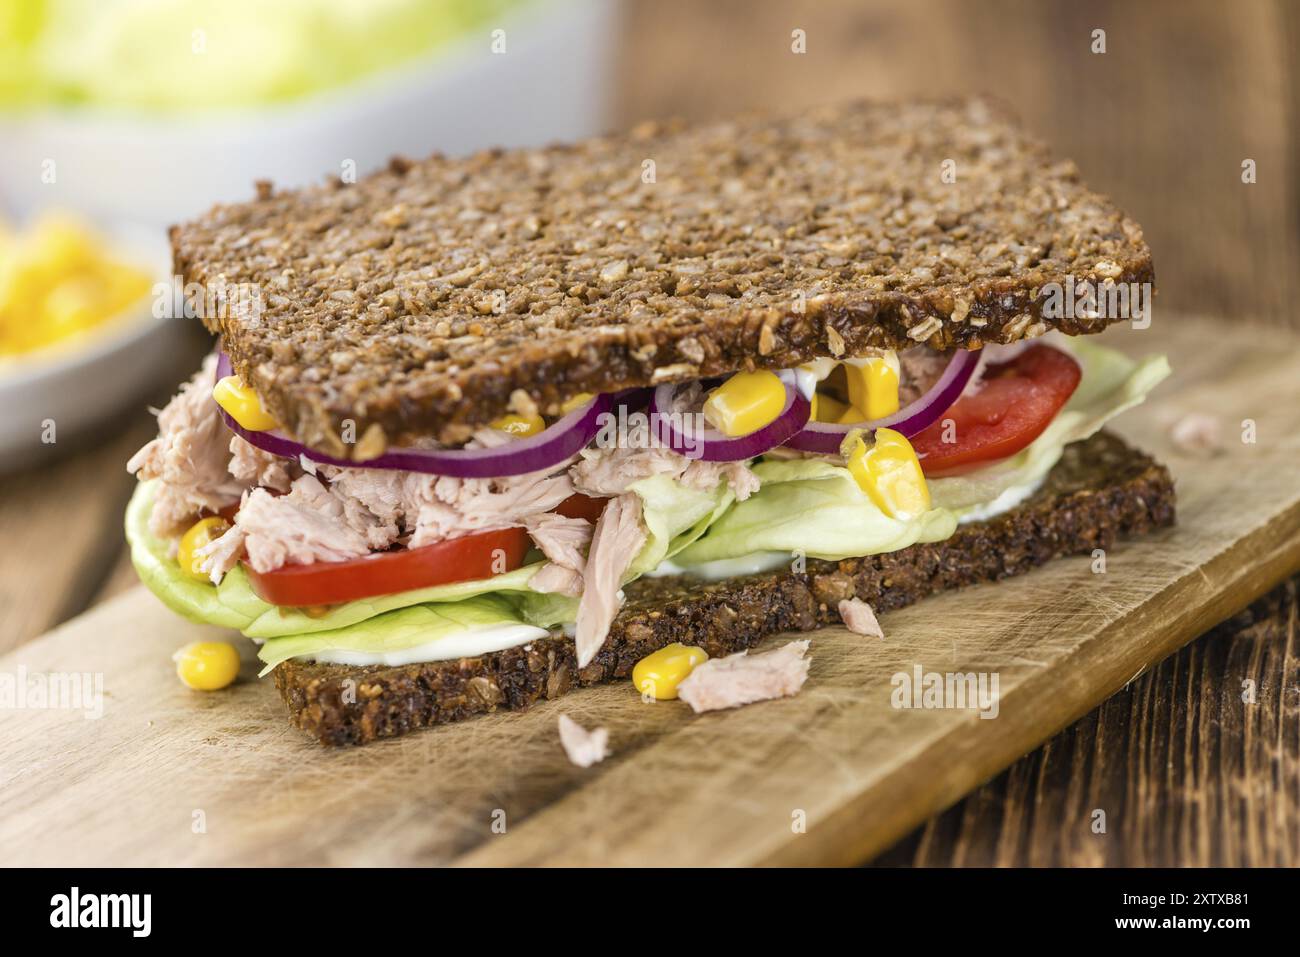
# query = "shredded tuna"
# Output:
<box><xmin>323</xmin><ymin>434</ymin><xmax>578</xmax><ymax>549</ymax></box>
<box><xmin>127</xmin><ymin>354</ymin><xmax>244</xmax><ymax>537</ymax></box>
<box><xmin>557</xmin><ymin>714</ymin><xmax>610</xmax><ymax>768</ymax></box>
<box><xmin>523</xmin><ymin>513</ymin><xmax>593</xmax><ymax>597</ymax></box>
<box><xmin>1169</xmin><ymin>412</ymin><xmax>1223</xmax><ymax>456</ymax></box>
<box><xmin>321</xmin><ymin>467</ymin><xmax>413</xmax><ymax>533</ymax></box>
<box><xmin>572</xmin><ymin>444</ymin><xmax>686</xmax><ymax>496</ymax></box>
<box><xmin>528</xmin><ymin>562</ymin><xmax>585</xmax><ymax>597</ymax></box>
<box><xmin>340</xmin><ymin>495</ymin><xmax>401</xmax><ymax>549</ymax></box>
<box><xmin>838</xmin><ymin>597</ymin><xmax>884</xmax><ymax>637</ymax></box>
<box><xmin>676</xmin><ymin>640</ymin><xmax>811</xmax><ymax>713</ymax></box>
<box><xmin>525</xmin><ymin>514</ymin><xmax>592</xmax><ymax>570</ymax></box>
<box><xmin>898</xmin><ymin>347</ymin><xmax>953</xmax><ymax>405</ymax></box>
<box><xmin>229</xmin><ymin>435</ymin><xmax>297</xmax><ymax>492</ymax></box>
<box><xmin>317</xmin><ymin>456</ymin><xmax>575</xmax><ymax>550</ymax></box>
<box><xmin>680</xmin><ymin>459</ymin><xmax>760</xmax><ymax>501</ymax></box>
<box><xmin>195</xmin><ymin>510</ymin><xmax>247</xmax><ymax>583</ymax></box>
<box><xmin>407</xmin><ymin>466</ymin><xmax>576</xmax><ymax>547</ymax></box>
<box><xmin>214</xmin><ymin>475</ymin><xmax>382</xmax><ymax>574</ymax></box>
<box><xmin>574</xmin><ymin>442</ymin><xmax>759</xmax><ymax>501</ymax></box>
<box><xmin>575</xmin><ymin>494</ymin><xmax>646</xmax><ymax>668</ymax></box>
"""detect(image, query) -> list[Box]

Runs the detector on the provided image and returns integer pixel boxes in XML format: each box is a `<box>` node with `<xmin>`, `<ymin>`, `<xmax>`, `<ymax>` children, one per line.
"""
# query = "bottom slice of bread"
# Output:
<box><xmin>274</xmin><ymin>431</ymin><xmax>1176</xmax><ymax>746</ymax></box>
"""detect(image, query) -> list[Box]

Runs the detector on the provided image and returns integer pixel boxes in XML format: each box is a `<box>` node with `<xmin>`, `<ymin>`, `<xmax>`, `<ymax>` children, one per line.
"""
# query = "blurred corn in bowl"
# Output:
<box><xmin>0</xmin><ymin>214</ymin><xmax>182</xmax><ymax>471</ymax></box>
<box><xmin>0</xmin><ymin>0</ymin><xmax>621</xmax><ymax>226</ymax></box>
<box><xmin>0</xmin><ymin>215</ymin><xmax>151</xmax><ymax>358</ymax></box>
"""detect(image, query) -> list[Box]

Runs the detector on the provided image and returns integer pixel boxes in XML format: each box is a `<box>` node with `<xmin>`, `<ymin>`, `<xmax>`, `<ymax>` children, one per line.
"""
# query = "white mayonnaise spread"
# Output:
<box><xmin>791</xmin><ymin>358</ymin><xmax>836</xmax><ymax>400</ymax></box>
<box><xmin>954</xmin><ymin>475</ymin><xmax>1046</xmax><ymax>525</ymax></box>
<box><xmin>647</xmin><ymin>550</ymin><xmax>792</xmax><ymax>582</ymax></box>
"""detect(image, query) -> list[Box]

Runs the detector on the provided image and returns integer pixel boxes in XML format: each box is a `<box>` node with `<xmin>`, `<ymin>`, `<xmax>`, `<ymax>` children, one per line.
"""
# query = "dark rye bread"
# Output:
<box><xmin>274</xmin><ymin>431</ymin><xmax>1175</xmax><ymax>746</ymax></box>
<box><xmin>174</xmin><ymin>98</ymin><xmax>1153</xmax><ymax>457</ymax></box>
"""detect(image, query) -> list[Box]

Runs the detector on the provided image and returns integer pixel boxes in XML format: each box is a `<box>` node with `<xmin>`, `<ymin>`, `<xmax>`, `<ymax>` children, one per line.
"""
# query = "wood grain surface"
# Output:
<box><xmin>0</xmin><ymin>420</ymin><xmax>151</xmax><ymax>650</ymax></box>
<box><xmin>0</xmin><ymin>315</ymin><xmax>1296</xmax><ymax>867</ymax></box>
<box><xmin>875</xmin><ymin>575</ymin><xmax>1300</xmax><ymax>866</ymax></box>
<box><xmin>0</xmin><ymin>1</ymin><xmax>1294</xmax><ymax>867</ymax></box>
<box><xmin>0</xmin><ymin>325</ymin><xmax>209</xmax><ymax>654</ymax></box>
<box><xmin>613</xmin><ymin>0</ymin><xmax>1300</xmax><ymax>330</ymax></box>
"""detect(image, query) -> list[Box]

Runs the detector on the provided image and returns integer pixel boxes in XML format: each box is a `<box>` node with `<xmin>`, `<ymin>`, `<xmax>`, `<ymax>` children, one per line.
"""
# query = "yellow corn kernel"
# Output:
<box><xmin>41</xmin><ymin>279</ymin><xmax>99</xmax><ymax>337</ymax></box>
<box><xmin>212</xmin><ymin>374</ymin><xmax>278</xmax><ymax>431</ymax></box>
<box><xmin>560</xmin><ymin>392</ymin><xmax>595</xmax><ymax>414</ymax></box>
<box><xmin>176</xmin><ymin>516</ymin><xmax>230</xmax><ymax>581</ymax></box>
<box><xmin>491</xmin><ymin>412</ymin><xmax>546</xmax><ymax>436</ymax></box>
<box><xmin>702</xmin><ymin>370</ymin><xmax>787</xmax><ymax>437</ymax></box>
<box><xmin>844</xmin><ymin>353</ymin><xmax>901</xmax><ymax>421</ymax></box>
<box><xmin>30</xmin><ymin>216</ymin><xmax>95</xmax><ymax>275</ymax></box>
<box><xmin>173</xmin><ymin>640</ymin><xmax>241</xmax><ymax>691</ymax></box>
<box><xmin>0</xmin><ymin>214</ymin><xmax>152</xmax><ymax>357</ymax></box>
<box><xmin>633</xmin><ymin>642</ymin><xmax>709</xmax><ymax>700</ymax></box>
<box><xmin>836</xmin><ymin>403</ymin><xmax>868</xmax><ymax>425</ymax></box>
<box><xmin>846</xmin><ymin>427</ymin><xmax>931</xmax><ymax>520</ymax></box>
<box><xmin>812</xmin><ymin>391</ymin><xmax>851</xmax><ymax>423</ymax></box>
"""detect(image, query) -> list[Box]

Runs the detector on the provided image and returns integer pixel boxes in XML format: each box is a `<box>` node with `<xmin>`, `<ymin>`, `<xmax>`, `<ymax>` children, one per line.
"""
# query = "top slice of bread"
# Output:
<box><xmin>173</xmin><ymin>98</ymin><xmax>1153</xmax><ymax>456</ymax></box>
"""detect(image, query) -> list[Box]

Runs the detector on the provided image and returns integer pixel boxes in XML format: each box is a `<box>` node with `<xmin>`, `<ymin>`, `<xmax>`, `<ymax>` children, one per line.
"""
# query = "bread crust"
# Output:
<box><xmin>173</xmin><ymin>99</ymin><xmax>1153</xmax><ymax>456</ymax></box>
<box><xmin>273</xmin><ymin>431</ymin><xmax>1175</xmax><ymax>746</ymax></box>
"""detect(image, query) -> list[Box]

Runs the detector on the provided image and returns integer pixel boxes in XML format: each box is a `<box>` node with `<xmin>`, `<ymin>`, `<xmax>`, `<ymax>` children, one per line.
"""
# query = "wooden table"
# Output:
<box><xmin>3</xmin><ymin>0</ymin><xmax>1296</xmax><ymax>866</ymax></box>
<box><xmin>876</xmin><ymin>577</ymin><xmax>1300</xmax><ymax>866</ymax></box>
<box><xmin>0</xmin><ymin>325</ymin><xmax>210</xmax><ymax>650</ymax></box>
<box><xmin>2</xmin><ymin>316</ymin><xmax>1296</xmax><ymax>866</ymax></box>
<box><xmin>606</xmin><ymin>0</ymin><xmax>1300</xmax><ymax>865</ymax></box>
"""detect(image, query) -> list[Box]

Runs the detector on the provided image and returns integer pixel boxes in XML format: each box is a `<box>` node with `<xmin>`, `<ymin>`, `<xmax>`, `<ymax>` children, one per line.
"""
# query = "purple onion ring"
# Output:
<box><xmin>214</xmin><ymin>352</ymin><xmax>612</xmax><ymax>478</ymax></box>
<box><xmin>648</xmin><ymin>372</ymin><xmax>812</xmax><ymax>462</ymax></box>
<box><xmin>783</xmin><ymin>349</ymin><xmax>982</xmax><ymax>454</ymax></box>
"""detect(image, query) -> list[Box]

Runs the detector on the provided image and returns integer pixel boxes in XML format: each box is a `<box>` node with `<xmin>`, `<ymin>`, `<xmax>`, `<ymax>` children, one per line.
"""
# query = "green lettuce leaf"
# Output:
<box><xmin>234</xmin><ymin>560</ymin><xmax>544</xmax><ymax>639</ymax></box>
<box><xmin>673</xmin><ymin>335</ymin><xmax>1168</xmax><ymax>564</ymax></box>
<box><xmin>7</xmin><ymin>0</ymin><xmax>527</xmax><ymax>111</ymax></box>
<box><xmin>255</xmin><ymin>594</ymin><xmax>539</xmax><ymax>675</ymax></box>
<box><xmin>672</xmin><ymin>456</ymin><xmax>957</xmax><ymax>564</ymax></box>
<box><xmin>127</xmin><ymin>465</ymin><xmax>735</xmax><ymax>639</ymax></box>
<box><xmin>516</xmin><ymin>472</ymin><xmax>734</xmax><ymax>627</ymax></box>
<box><xmin>628</xmin><ymin>473</ymin><xmax>736</xmax><ymax>574</ymax></box>
<box><xmin>127</xmin><ymin>335</ymin><xmax>1167</xmax><ymax>655</ymax></box>
<box><xmin>125</xmin><ymin>481</ymin><xmax>258</xmax><ymax>632</ymax></box>
<box><xmin>125</xmin><ymin>480</ymin><xmax>548</xmax><ymax>638</ymax></box>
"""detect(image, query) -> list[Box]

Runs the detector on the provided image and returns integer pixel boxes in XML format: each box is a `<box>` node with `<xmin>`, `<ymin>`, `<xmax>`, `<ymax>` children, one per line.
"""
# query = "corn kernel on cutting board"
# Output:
<box><xmin>1</xmin><ymin>315</ymin><xmax>1298</xmax><ymax>867</ymax></box>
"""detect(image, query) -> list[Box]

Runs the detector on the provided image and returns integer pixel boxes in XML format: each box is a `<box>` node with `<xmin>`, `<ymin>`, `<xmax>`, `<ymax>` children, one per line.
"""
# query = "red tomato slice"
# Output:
<box><xmin>554</xmin><ymin>493</ymin><xmax>609</xmax><ymax>524</ymax></box>
<box><xmin>244</xmin><ymin>526</ymin><xmax>531</xmax><ymax>607</ymax></box>
<box><xmin>910</xmin><ymin>344</ymin><xmax>1082</xmax><ymax>477</ymax></box>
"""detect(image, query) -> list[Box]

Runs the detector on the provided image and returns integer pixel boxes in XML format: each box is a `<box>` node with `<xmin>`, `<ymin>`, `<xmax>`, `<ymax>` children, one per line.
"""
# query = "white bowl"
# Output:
<box><xmin>0</xmin><ymin>227</ymin><xmax>187</xmax><ymax>472</ymax></box>
<box><xmin>0</xmin><ymin>0</ymin><xmax>621</xmax><ymax>228</ymax></box>
<box><xmin>0</xmin><ymin>0</ymin><xmax>621</xmax><ymax>470</ymax></box>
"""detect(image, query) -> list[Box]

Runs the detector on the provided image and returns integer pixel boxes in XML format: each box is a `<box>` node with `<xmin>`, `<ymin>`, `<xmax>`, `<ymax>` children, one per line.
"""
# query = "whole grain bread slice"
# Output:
<box><xmin>273</xmin><ymin>431</ymin><xmax>1175</xmax><ymax>746</ymax></box>
<box><xmin>174</xmin><ymin>98</ymin><xmax>1153</xmax><ymax>457</ymax></box>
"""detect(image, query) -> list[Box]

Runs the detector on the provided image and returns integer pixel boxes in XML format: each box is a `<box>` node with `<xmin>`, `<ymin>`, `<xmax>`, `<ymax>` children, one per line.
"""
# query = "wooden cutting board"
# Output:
<box><xmin>2</xmin><ymin>314</ymin><xmax>1297</xmax><ymax>867</ymax></box>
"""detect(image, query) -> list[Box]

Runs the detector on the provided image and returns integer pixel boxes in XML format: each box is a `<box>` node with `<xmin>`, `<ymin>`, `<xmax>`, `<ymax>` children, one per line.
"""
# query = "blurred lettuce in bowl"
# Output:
<box><xmin>0</xmin><ymin>0</ymin><xmax>620</xmax><ymax>227</ymax></box>
<box><xmin>0</xmin><ymin>0</ymin><xmax>527</xmax><ymax>111</ymax></box>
